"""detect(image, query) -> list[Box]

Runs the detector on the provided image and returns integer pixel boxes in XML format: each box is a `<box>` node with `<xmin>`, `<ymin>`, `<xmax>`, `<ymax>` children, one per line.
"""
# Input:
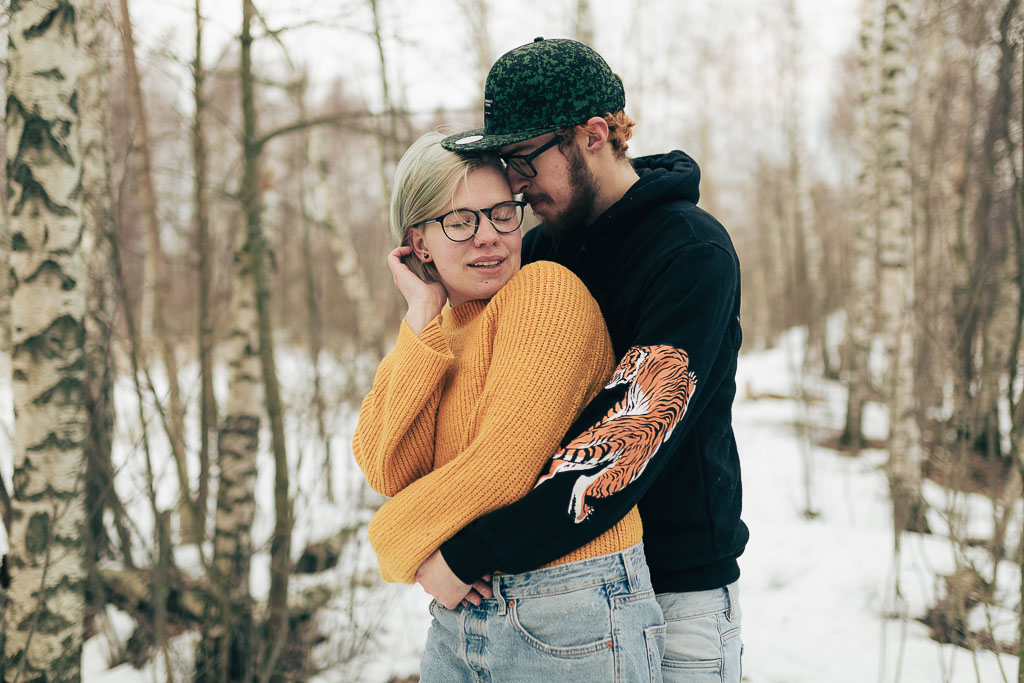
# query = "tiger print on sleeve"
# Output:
<box><xmin>534</xmin><ymin>345</ymin><xmax>697</xmax><ymax>523</ymax></box>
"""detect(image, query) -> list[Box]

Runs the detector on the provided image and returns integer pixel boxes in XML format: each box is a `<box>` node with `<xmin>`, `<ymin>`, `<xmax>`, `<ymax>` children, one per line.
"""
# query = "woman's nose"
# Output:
<box><xmin>473</xmin><ymin>216</ymin><xmax>501</xmax><ymax>245</ymax></box>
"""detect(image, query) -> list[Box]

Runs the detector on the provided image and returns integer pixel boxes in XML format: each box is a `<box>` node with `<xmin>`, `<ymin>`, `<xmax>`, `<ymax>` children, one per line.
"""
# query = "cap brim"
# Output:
<box><xmin>440</xmin><ymin>125</ymin><xmax>560</xmax><ymax>152</ymax></box>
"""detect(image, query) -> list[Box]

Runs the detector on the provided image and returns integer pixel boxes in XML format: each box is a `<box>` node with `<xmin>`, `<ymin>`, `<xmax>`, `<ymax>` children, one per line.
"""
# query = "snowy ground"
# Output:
<box><xmin>349</xmin><ymin>329</ymin><xmax>1022</xmax><ymax>683</ymax></box>
<box><xmin>1</xmin><ymin>325</ymin><xmax>1020</xmax><ymax>682</ymax></box>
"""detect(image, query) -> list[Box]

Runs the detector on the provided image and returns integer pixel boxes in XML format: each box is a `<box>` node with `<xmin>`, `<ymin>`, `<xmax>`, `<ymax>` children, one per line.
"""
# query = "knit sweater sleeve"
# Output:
<box><xmin>366</xmin><ymin>262</ymin><xmax>615</xmax><ymax>584</ymax></box>
<box><xmin>351</xmin><ymin>317</ymin><xmax>454</xmax><ymax>496</ymax></box>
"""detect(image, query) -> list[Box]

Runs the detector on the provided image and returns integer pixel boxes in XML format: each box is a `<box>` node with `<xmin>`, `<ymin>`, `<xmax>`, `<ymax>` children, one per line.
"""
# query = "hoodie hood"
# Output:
<box><xmin>630</xmin><ymin>150</ymin><xmax>702</xmax><ymax>206</ymax></box>
<box><xmin>583</xmin><ymin>150</ymin><xmax>702</xmax><ymax>242</ymax></box>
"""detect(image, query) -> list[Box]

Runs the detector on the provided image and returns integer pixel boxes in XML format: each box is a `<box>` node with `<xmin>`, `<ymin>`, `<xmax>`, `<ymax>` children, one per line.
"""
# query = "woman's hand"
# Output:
<box><xmin>415</xmin><ymin>549</ymin><xmax>475</xmax><ymax>609</ymax></box>
<box><xmin>388</xmin><ymin>246</ymin><xmax>447</xmax><ymax>335</ymax></box>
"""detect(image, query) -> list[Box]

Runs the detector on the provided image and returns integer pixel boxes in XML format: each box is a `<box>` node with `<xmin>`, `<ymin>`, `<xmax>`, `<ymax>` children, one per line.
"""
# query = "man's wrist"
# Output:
<box><xmin>439</xmin><ymin>525</ymin><xmax>500</xmax><ymax>585</ymax></box>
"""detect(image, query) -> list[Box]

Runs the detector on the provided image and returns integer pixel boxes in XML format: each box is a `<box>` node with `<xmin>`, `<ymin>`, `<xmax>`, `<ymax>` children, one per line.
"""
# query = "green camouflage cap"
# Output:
<box><xmin>441</xmin><ymin>37</ymin><xmax>625</xmax><ymax>152</ymax></box>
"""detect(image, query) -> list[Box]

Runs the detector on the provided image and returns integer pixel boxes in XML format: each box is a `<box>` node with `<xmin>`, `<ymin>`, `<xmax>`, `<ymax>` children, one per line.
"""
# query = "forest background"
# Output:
<box><xmin>0</xmin><ymin>0</ymin><xmax>1022</xmax><ymax>680</ymax></box>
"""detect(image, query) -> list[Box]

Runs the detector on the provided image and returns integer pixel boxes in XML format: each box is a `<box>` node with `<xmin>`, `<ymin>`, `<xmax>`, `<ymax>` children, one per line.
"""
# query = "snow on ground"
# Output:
<box><xmin>734</xmin><ymin>329</ymin><xmax>1019</xmax><ymax>683</ymax></box>
<box><xmin>345</xmin><ymin>327</ymin><xmax>1022</xmax><ymax>683</ymax></box>
<box><xmin>1</xmin><ymin>326</ymin><xmax>1021</xmax><ymax>682</ymax></box>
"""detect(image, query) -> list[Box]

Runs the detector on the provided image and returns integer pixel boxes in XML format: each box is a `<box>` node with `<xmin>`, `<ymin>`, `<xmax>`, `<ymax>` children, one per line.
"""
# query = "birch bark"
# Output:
<box><xmin>237</xmin><ymin>2</ymin><xmax>293</xmax><ymax>675</ymax></box>
<box><xmin>841</xmin><ymin>0</ymin><xmax>882</xmax><ymax>450</ymax></box>
<box><xmin>199</xmin><ymin>216</ymin><xmax>261</xmax><ymax>683</ymax></box>
<box><xmin>878</xmin><ymin>0</ymin><xmax>928</xmax><ymax>535</ymax></box>
<box><xmin>4</xmin><ymin>1</ymin><xmax>88</xmax><ymax>678</ymax></box>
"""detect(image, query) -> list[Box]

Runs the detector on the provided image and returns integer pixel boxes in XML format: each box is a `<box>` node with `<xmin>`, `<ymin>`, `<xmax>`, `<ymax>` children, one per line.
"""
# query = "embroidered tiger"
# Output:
<box><xmin>535</xmin><ymin>345</ymin><xmax>697</xmax><ymax>523</ymax></box>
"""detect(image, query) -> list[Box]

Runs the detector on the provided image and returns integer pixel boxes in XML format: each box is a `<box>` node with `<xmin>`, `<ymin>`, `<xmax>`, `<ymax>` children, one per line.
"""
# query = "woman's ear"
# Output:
<box><xmin>406</xmin><ymin>227</ymin><xmax>432</xmax><ymax>262</ymax></box>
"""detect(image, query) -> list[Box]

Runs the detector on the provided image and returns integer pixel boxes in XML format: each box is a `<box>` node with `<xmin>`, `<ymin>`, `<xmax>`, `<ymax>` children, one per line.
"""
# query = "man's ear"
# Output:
<box><xmin>406</xmin><ymin>226</ymin><xmax>432</xmax><ymax>261</ymax></box>
<box><xmin>582</xmin><ymin>116</ymin><xmax>610</xmax><ymax>152</ymax></box>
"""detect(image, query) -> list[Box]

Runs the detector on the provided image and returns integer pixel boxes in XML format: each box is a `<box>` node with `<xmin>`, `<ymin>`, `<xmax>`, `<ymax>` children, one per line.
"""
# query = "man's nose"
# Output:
<box><xmin>506</xmin><ymin>167</ymin><xmax>529</xmax><ymax>195</ymax></box>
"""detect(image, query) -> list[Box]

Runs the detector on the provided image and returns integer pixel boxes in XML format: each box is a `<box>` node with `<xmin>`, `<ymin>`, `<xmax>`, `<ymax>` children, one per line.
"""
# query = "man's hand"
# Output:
<box><xmin>415</xmin><ymin>550</ymin><xmax>491</xmax><ymax>609</ymax></box>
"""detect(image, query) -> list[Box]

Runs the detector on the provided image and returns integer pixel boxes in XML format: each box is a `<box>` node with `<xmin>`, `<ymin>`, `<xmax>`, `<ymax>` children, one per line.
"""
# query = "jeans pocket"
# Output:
<box><xmin>507</xmin><ymin>588</ymin><xmax>613</xmax><ymax>658</ymax></box>
<box><xmin>661</xmin><ymin>611</ymin><xmax>724</xmax><ymax>674</ymax></box>
<box><xmin>644</xmin><ymin>624</ymin><xmax>666</xmax><ymax>682</ymax></box>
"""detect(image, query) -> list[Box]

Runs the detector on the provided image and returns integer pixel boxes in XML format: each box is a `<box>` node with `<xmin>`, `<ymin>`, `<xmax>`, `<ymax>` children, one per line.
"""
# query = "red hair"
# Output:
<box><xmin>555</xmin><ymin>110</ymin><xmax>636</xmax><ymax>159</ymax></box>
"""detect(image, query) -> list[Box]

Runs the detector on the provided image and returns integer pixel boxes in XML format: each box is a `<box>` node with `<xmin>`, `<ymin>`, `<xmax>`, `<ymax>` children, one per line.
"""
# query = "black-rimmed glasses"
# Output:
<box><xmin>422</xmin><ymin>200</ymin><xmax>527</xmax><ymax>242</ymax></box>
<box><xmin>499</xmin><ymin>137</ymin><xmax>561</xmax><ymax>178</ymax></box>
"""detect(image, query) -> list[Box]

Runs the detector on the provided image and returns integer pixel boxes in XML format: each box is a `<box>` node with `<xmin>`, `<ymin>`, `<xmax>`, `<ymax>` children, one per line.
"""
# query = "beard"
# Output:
<box><xmin>538</xmin><ymin>142</ymin><xmax>599</xmax><ymax>239</ymax></box>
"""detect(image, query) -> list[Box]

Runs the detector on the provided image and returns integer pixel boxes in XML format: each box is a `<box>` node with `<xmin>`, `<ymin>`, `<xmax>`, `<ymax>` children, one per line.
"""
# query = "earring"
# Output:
<box><xmin>422</xmin><ymin>252</ymin><xmax>430</xmax><ymax>260</ymax></box>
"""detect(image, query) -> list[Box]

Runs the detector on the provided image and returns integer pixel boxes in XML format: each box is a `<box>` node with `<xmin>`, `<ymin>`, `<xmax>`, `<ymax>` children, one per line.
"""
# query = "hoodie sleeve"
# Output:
<box><xmin>438</xmin><ymin>240</ymin><xmax>740</xmax><ymax>583</ymax></box>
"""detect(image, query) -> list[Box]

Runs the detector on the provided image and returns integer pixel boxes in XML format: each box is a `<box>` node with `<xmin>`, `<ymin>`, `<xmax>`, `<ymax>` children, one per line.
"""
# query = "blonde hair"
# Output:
<box><xmin>390</xmin><ymin>131</ymin><xmax>503</xmax><ymax>282</ymax></box>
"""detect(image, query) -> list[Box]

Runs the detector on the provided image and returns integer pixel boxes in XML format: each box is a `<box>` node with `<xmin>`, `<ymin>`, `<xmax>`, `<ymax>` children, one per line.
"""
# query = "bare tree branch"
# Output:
<box><xmin>255</xmin><ymin>113</ymin><xmax>359</xmax><ymax>150</ymax></box>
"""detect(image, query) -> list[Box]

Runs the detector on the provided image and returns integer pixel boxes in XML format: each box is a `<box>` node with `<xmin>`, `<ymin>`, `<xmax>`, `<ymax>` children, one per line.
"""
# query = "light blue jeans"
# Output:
<box><xmin>420</xmin><ymin>543</ymin><xmax>665</xmax><ymax>682</ymax></box>
<box><xmin>656</xmin><ymin>582</ymin><xmax>742</xmax><ymax>682</ymax></box>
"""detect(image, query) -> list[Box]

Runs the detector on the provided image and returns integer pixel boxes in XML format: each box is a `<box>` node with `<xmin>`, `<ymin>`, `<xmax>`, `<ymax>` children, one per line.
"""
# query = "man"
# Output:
<box><xmin>419</xmin><ymin>37</ymin><xmax>747</xmax><ymax>680</ymax></box>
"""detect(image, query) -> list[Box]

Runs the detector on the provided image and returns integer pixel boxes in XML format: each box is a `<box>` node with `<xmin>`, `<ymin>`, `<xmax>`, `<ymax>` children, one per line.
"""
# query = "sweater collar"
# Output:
<box><xmin>445</xmin><ymin>299</ymin><xmax>488</xmax><ymax>327</ymax></box>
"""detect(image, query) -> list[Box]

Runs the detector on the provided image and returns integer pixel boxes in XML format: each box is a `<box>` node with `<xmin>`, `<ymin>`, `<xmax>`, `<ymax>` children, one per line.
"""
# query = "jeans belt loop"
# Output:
<box><xmin>725</xmin><ymin>582</ymin><xmax>735</xmax><ymax>621</ymax></box>
<box><xmin>492</xmin><ymin>577</ymin><xmax>507</xmax><ymax>615</ymax></box>
<box><xmin>622</xmin><ymin>548</ymin><xmax>639</xmax><ymax>593</ymax></box>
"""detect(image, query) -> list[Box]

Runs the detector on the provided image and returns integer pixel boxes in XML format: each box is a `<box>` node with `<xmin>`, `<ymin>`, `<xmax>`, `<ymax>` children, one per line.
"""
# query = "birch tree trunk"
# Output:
<box><xmin>238</xmin><ymin>2</ymin><xmax>293</xmax><ymax>678</ymax></box>
<box><xmin>878</xmin><ymin>0</ymin><xmax>928</xmax><ymax>536</ymax></box>
<box><xmin>81</xmin><ymin>0</ymin><xmax>117</xmax><ymax>584</ymax></box>
<box><xmin>0</xmin><ymin>58</ymin><xmax>8</xmax><ymax>357</ymax></box>
<box><xmin>193</xmin><ymin>0</ymin><xmax>215</xmax><ymax>541</ymax></box>
<box><xmin>1016</xmin><ymin>47</ymin><xmax>1024</xmax><ymax>672</ymax></box>
<box><xmin>4</xmin><ymin>2</ymin><xmax>88</xmax><ymax>678</ymax></box>
<box><xmin>841</xmin><ymin>0</ymin><xmax>881</xmax><ymax>450</ymax></box>
<box><xmin>970</xmin><ymin>0</ymin><xmax>1019</xmax><ymax>472</ymax></box>
<box><xmin>80</xmin><ymin>0</ymin><xmax>136</xmax><ymax>595</ymax></box>
<box><xmin>197</xmin><ymin>2</ymin><xmax>260</xmax><ymax>667</ymax></box>
<box><xmin>118</xmin><ymin>0</ymin><xmax>199</xmax><ymax>543</ymax></box>
<box><xmin>317</xmin><ymin>160</ymin><xmax>385</xmax><ymax>353</ymax></box>
<box><xmin>198</xmin><ymin>215</ymin><xmax>261</xmax><ymax>682</ymax></box>
<box><xmin>951</xmin><ymin>9</ymin><xmax>986</xmax><ymax>459</ymax></box>
<box><xmin>910</xmin><ymin>2</ymin><xmax>950</xmax><ymax>449</ymax></box>
<box><xmin>975</xmin><ymin>0</ymin><xmax>1021</xmax><ymax>566</ymax></box>
<box><xmin>197</xmin><ymin>60</ymin><xmax>261</xmax><ymax>675</ymax></box>
<box><xmin>993</xmin><ymin>2</ymin><xmax>1024</xmax><ymax>668</ymax></box>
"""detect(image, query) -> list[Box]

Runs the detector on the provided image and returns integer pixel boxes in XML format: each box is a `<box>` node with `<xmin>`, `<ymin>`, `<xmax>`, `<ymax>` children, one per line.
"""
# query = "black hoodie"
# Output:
<box><xmin>439</xmin><ymin>151</ymin><xmax>748</xmax><ymax>593</ymax></box>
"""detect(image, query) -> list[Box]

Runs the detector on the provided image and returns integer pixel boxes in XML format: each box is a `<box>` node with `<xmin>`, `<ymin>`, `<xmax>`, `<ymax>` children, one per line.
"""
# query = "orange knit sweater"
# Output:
<box><xmin>353</xmin><ymin>260</ymin><xmax>643</xmax><ymax>584</ymax></box>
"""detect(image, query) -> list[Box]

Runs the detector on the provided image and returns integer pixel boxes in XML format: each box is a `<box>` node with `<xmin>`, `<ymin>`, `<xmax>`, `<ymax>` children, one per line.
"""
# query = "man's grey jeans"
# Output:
<box><xmin>656</xmin><ymin>581</ymin><xmax>742</xmax><ymax>682</ymax></box>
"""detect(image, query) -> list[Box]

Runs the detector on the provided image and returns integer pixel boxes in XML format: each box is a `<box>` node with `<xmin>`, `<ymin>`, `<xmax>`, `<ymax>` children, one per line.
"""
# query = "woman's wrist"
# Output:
<box><xmin>405</xmin><ymin>302</ymin><xmax>442</xmax><ymax>336</ymax></box>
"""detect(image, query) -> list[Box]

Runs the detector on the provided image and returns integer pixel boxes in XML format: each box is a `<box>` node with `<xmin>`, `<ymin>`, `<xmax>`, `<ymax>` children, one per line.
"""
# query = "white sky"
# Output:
<box><xmin>126</xmin><ymin>0</ymin><xmax>861</xmax><ymax>169</ymax></box>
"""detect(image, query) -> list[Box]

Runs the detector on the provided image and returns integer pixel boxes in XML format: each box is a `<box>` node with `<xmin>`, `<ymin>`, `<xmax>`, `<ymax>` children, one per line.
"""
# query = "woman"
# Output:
<box><xmin>353</xmin><ymin>132</ymin><xmax>664</xmax><ymax>682</ymax></box>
